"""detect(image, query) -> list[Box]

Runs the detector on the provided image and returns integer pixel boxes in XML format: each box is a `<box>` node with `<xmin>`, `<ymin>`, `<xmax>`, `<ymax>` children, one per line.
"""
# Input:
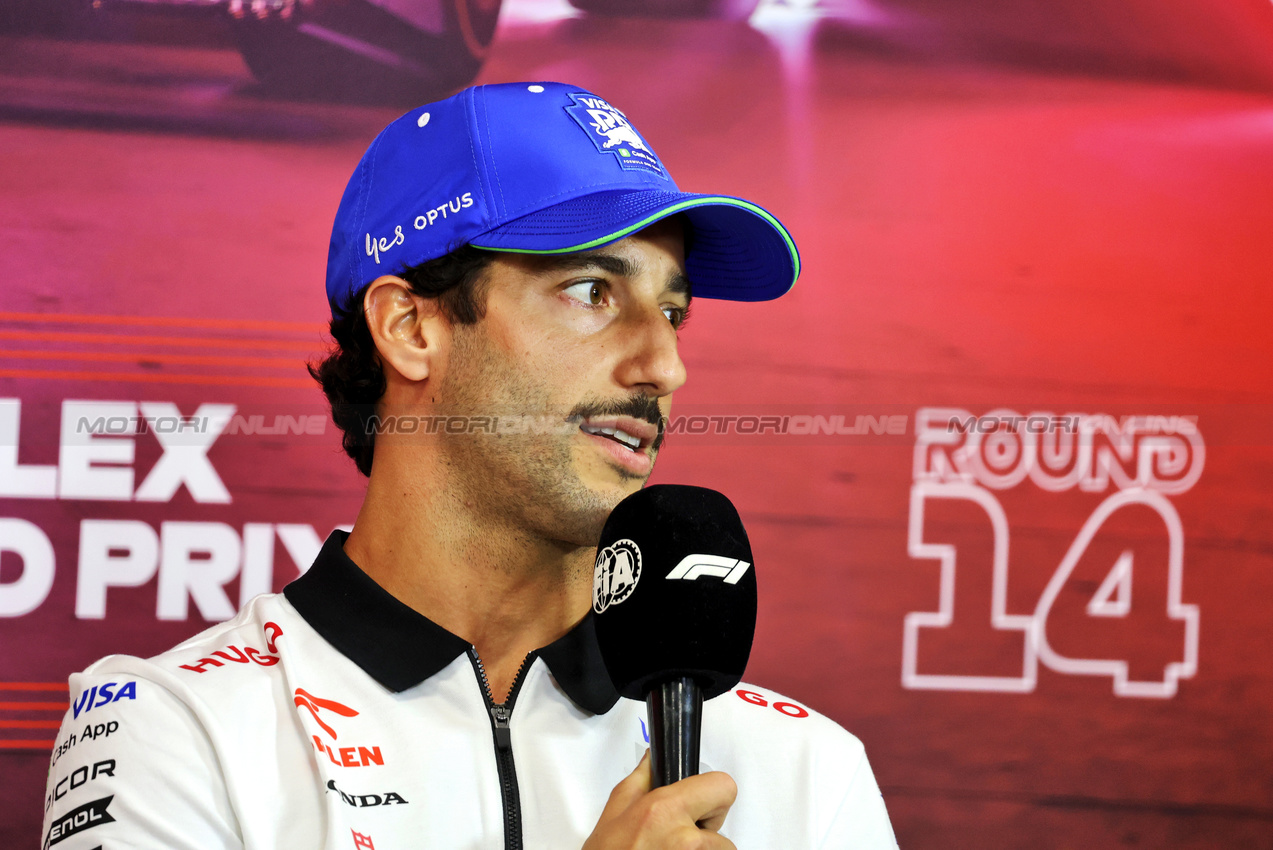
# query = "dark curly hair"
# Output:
<box><xmin>308</xmin><ymin>245</ymin><xmax>496</xmax><ymax>476</ymax></box>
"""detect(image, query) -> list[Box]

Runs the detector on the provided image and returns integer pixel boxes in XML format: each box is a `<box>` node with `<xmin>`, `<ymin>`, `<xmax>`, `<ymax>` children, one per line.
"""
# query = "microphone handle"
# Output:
<box><xmin>646</xmin><ymin>675</ymin><xmax>703</xmax><ymax>788</ymax></box>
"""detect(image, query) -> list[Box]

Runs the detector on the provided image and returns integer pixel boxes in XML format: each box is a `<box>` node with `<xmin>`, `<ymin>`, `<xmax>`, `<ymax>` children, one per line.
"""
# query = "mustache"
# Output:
<box><xmin>568</xmin><ymin>395</ymin><xmax>667</xmax><ymax>452</ymax></box>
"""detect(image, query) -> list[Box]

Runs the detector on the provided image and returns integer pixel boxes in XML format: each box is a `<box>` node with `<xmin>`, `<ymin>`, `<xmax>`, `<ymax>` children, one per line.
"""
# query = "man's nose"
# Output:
<box><xmin>613</xmin><ymin>306</ymin><xmax>688</xmax><ymax>397</ymax></box>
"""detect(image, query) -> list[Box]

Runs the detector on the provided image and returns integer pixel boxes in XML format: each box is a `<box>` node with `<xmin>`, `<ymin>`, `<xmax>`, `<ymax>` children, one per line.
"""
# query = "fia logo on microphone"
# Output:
<box><xmin>593</xmin><ymin>539</ymin><xmax>642</xmax><ymax>613</ymax></box>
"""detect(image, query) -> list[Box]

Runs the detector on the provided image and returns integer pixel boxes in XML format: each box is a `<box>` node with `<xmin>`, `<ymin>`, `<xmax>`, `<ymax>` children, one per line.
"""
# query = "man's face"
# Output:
<box><xmin>432</xmin><ymin>218</ymin><xmax>690</xmax><ymax>548</ymax></box>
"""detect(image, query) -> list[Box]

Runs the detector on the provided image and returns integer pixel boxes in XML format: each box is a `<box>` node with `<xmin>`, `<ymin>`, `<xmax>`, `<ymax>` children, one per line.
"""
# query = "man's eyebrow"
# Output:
<box><xmin>532</xmin><ymin>251</ymin><xmax>692</xmax><ymax>303</ymax></box>
<box><xmin>665</xmin><ymin>271</ymin><xmax>691</xmax><ymax>303</ymax></box>
<box><xmin>533</xmin><ymin>252</ymin><xmax>638</xmax><ymax>278</ymax></box>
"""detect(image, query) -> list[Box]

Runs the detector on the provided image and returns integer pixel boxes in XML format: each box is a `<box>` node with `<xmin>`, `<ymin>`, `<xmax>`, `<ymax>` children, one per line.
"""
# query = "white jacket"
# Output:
<box><xmin>41</xmin><ymin>531</ymin><xmax>898</xmax><ymax>850</ymax></box>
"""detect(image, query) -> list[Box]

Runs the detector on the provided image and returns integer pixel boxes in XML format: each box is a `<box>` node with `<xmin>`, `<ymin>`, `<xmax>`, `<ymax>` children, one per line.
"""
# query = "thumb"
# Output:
<box><xmin>602</xmin><ymin>749</ymin><xmax>652</xmax><ymax>815</ymax></box>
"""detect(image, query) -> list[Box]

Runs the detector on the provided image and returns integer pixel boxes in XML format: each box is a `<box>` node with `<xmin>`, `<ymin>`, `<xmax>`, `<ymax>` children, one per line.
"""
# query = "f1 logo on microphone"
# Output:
<box><xmin>665</xmin><ymin>555</ymin><xmax>751</xmax><ymax>585</ymax></box>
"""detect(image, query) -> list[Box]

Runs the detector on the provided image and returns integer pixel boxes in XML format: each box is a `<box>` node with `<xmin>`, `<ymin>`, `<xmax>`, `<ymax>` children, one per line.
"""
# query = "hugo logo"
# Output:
<box><xmin>264</xmin><ymin>621</ymin><xmax>283</xmax><ymax>652</ymax></box>
<box><xmin>665</xmin><ymin>555</ymin><xmax>751</xmax><ymax>584</ymax></box>
<box><xmin>179</xmin><ymin>623</ymin><xmax>283</xmax><ymax>674</ymax></box>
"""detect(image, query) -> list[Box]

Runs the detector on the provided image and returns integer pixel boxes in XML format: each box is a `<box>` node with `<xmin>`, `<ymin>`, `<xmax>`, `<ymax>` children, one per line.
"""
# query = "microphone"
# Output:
<box><xmin>591</xmin><ymin>485</ymin><xmax>757</xmax><ymax>788</ymax></box>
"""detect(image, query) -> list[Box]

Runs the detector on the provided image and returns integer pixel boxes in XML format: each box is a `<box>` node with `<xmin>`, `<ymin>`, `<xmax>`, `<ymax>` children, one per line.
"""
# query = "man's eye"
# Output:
<box><xmin>662</xmin><ymin>305</ymin><xmax>689</xmax><ymax>328</ymax></box>
<box><xmin>563</xmin><ymin>280</ymin><xmax>605</xmax><ymax>306</ymax></box>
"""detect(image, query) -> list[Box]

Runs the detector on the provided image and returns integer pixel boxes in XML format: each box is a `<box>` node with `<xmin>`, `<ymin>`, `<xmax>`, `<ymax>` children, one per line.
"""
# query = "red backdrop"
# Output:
<box><xmin>3</xmin><ymin>1</ymin><xmax>1272</xmax><ymax>846</ymax></box>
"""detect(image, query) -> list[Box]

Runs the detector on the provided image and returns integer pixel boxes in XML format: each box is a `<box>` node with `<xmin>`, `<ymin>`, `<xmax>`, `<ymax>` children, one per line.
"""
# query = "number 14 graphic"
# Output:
<box><xmin>903</xmin><ymin>482</ymin><xmax>1199</xmax><ymax>698</ymax></box>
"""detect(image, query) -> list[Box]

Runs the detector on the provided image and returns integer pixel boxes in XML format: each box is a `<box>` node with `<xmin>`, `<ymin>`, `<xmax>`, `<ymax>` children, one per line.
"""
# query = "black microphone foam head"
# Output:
<box><xmin>592</xmin><ymin>484</ymin><xmax>756</xmax><ymax>701</ymax></box>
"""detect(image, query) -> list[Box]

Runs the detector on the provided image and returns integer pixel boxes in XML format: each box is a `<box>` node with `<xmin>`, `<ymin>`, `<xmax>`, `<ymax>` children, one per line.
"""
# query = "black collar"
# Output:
<box><xmin>284</xmin><ymin>531</ymin><xmax>619</xmax><ymax>715</ymax></box>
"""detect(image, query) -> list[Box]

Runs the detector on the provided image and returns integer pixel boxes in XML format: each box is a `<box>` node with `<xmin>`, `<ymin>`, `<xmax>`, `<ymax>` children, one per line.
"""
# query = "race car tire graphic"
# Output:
<box><xmin>567</xmin><ymin>0</ymin><xmax>762</xmax><ymax>21</ymax></box>
<box><xmin>230</xmin><ymin>0</ymin><xmax>502</xmax><ymax>101</ymax></box>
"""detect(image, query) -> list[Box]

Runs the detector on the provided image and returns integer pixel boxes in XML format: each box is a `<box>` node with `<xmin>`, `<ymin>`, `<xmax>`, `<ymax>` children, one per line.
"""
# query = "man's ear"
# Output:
<box><xmin>363</xmin><ymin>275</ymin><xmax>446</xmax><ymax>383</ymax></box>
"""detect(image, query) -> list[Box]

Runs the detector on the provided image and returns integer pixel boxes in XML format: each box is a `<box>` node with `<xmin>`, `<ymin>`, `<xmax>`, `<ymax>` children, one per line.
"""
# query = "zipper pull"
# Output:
<box><xmin>491</xmin><ymin>705</ymin><xmax>512</xmax><ymax>751</ymax></box>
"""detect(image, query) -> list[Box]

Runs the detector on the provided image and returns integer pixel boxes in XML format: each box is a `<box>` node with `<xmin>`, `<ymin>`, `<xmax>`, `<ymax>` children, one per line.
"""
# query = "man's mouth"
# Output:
<box><xmin>568</xmin><ymin>397</ymin><xmax>665</xmax><ymax>473</ymax></box>
<box><xmin>577</xmin><ymin>416</ymin><xmax>659</xmax><ymax>454</ymax></box>
<box><xmin>579</xmin><ymin>423</ymin><xmax>644</xmax><ymax>452</ymax></box>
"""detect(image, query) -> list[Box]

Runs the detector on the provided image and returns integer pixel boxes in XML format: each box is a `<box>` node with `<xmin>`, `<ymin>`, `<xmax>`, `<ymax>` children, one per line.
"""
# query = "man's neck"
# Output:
<box><xmin>342</xmin><ymin>457</ymin><xmax>595</xmax><ymax>703</ymax></box>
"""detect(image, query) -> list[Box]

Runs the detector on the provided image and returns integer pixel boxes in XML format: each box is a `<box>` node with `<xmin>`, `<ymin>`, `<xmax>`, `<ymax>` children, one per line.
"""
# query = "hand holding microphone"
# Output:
<box><xmin>583</xmin><ymin>485</ymin><xmax>757</xmax><ymax>848</ymax></box>
<box><xmin>583</xmin><ymin>751</ymin><xmax>738</xmax><ymax>850</ymax></box>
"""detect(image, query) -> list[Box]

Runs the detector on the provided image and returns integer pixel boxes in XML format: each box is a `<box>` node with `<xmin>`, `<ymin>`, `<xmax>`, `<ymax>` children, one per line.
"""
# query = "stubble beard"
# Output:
<box><xmin>435</xmin><ymin>325</ymin><xmax>646</xmax><ymax>564</ymax></box>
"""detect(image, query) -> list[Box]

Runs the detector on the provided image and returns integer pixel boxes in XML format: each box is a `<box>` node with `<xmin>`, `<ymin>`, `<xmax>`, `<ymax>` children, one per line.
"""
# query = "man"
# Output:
<box><xmin>41</xmin><ymin>82</ymin><xmax>897</xmax><ymax>849</ymax></box>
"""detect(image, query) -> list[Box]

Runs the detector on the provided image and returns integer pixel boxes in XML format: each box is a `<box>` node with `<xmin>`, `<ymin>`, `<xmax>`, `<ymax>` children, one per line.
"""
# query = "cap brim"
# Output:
<box><xmin>469</xmin><ymin>190</ymin><xmax>799</xmax><ymax>302</ymax></box>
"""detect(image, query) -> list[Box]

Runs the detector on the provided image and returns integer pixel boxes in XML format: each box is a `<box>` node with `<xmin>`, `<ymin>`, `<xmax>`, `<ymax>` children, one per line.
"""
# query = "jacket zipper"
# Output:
<box><xmin>468</xmin><ymin>648</ymin><xmax>535</xmax><ymax>850</ymax></box>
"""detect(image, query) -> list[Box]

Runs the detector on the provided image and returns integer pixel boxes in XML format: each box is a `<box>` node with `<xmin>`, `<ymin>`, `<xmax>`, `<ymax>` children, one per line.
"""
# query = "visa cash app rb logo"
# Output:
<box><xmin>565</xmin><ymin>93</ymin><xmax>664</xmax><ymax>176</ymax></box>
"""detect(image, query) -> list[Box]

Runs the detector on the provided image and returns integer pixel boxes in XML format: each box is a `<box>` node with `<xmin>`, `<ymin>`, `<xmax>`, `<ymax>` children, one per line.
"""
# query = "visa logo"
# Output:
<box><xmin>72</xmin><ymin>682</ymin><xmax>137</xmax><ymax>719</ymax></box>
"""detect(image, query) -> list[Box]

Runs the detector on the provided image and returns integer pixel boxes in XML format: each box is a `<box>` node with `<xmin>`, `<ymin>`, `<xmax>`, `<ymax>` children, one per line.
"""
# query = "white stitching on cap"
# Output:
<box><xmin>350</xmin><ymin>133</ymin><xmax>384</xmax><ymax>302</ymax></box>
<box><xmin>464</xmin><ymin>89</ymin><xmax>488</xmax><ymax>223</ymax></box>
<box><xmin>477</xmin><ymin>88</ymin><xmax>507</xmax><ymax>216</ymax></box>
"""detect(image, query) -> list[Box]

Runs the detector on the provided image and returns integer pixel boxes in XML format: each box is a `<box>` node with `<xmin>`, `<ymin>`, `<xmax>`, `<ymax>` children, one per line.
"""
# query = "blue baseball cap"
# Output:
<box><xmin>326</xmin><ymin>81</ymin><xmax>800</xmax><ymax>316</ymax></box>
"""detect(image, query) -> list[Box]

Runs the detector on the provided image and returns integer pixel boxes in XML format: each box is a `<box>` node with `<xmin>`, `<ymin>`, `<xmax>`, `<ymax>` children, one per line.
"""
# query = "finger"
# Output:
<box><xmin>696</xmin><ymin>807</ymin><xmax>730</xmax><ymax>834</ymax></box>
<box><xmin>672</xmin><ymin>825</ymin><xmax>737</xmax><ymax>850</ymax></box>
<box><xmin>694</xmin><ymin>799</ymin><xmax>731</xmax><ymax>834</ymax></box>
<box><xmin>601</xmin><ymin>749</ymin><xmax>652</xmax><ymax>817</ymax></box>
<box><xmin>654</xmin><ymin>770</ymin><xmax>737</xmax><ymax>831</ymax></box>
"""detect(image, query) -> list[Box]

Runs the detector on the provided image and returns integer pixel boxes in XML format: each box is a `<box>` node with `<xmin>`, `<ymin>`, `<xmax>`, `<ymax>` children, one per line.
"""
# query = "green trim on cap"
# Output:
<box><xmin>470</xmin><ymin>196</ymin><xmax>800</xmax><ymax>288</ymax></box>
